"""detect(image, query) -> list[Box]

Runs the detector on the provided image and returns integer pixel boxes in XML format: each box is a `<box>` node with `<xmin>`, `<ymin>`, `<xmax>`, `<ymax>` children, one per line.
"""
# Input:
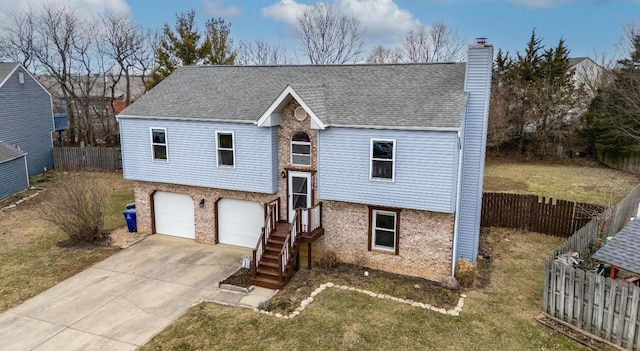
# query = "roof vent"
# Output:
<box><xmin>294</xmin><ymin>106</ymin><xmax>307</xmax><ymax>121</ymax></box>
<box><xmin>18</xmin><ymin>72</ymin><xmax>24</xmax><ymax>84</ymax></box>
<box><xmin>476</xmin><ymin>37</ymin><xmax>488</xmax><ymax>45</ymax></box>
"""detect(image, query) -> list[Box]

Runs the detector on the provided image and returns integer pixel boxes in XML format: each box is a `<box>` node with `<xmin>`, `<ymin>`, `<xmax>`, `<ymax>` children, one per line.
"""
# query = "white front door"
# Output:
<box><xmin>288</xmin><ymin>171</ymin><xmax>312</xmax><ymax>226</ymax></box>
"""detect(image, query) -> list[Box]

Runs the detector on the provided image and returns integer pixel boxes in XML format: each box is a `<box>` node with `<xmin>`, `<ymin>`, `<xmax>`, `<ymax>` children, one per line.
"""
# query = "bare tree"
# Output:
<box><xmin>294</xmin><ymin>2</ymin><xmax>363</xmax><ymax>64</ymax></box>
<box><xmin>0</xmin><ymin>8</ymin><xmax>37</xmax><ymax>72</ymax></box>
<box><xmin>404</xmin><ymin>20</ymin><xmax>465</xmax><ymax>63</ymax></box>
<box><xmin>366</xmin><ymin>45</ymin><xmax>403</xmax><ymax>64</ymax></box>
<box><xmin>98</xmin><ymin>14</ymin><xmax>152</xmax><ymax>144</ymax></box>
<box><xmin>237</xmin><ymin>40</ymin><xmax>289</xmax><ymax>65</ymax></box>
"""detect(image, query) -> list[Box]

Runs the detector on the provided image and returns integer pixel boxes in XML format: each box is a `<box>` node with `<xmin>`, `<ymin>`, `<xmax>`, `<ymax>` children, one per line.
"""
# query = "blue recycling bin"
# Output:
<box><xmin>123</xmin><ymin>209</ymin><xmax>137</xmax><ymax>232</ymax></box>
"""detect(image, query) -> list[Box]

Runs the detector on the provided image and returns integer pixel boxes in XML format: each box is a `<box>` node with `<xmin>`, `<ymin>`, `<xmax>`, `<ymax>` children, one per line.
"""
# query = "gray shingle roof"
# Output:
<box><xmin>0</xmin><ymin>62</ymin><xmax>18</xmax><ymax>88</ymax></box>
<box><xmin>592</xmin><ymin>218</ymin><xmax>640</xmax><ymax>275</ymax></box>
<box><xmin>568</xmin><ymin>57</ymin><xmax>588</xmax><ymax>68</ymax></box>
<box><xmin>120</xmin><ymin>63</ymin><xmax>468</xmax><ymax>129</ymax></box>
<box><xmin>0</xmin><ymin>141</ymin><xmax>26</xmax><ymax>163</ymax></box>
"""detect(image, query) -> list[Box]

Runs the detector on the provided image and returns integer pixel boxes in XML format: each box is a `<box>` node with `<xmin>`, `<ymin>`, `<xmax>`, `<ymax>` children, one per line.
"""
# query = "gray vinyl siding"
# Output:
<box><xmin>0</xmin><ymin>66</ymin><xmax>54</xmax><ymax>177</ymax></box>
<box><xmin>456</xmin><ymin>45</ymin><xmax>493</xmax><ymax>263</ymax></box>
<box><xmin>0</xmin><ymin>156</ymin><xmax>28</xmax><ymax>201</ymax></box>
<box><xmin>317</xmin><ymin>127</ymin><xmax>459</xmax><ymax>213</ymax></box>
<box><xmin>119</xmin><ymin>118</ymin><xmax>278</xmax><ymax>193</ymax></box>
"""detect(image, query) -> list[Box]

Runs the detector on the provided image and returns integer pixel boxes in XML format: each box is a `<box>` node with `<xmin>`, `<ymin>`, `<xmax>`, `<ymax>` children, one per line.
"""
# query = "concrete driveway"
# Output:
<box><xmin>0</xmin><ymin>235</ymin><xmax>275</xmax><ymax>351</ymax></box>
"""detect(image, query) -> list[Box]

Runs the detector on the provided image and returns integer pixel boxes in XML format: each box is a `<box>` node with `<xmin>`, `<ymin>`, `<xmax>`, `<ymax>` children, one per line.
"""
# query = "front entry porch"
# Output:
<box><xmin>250</xmin><ymin>198</ymin><xmax>324</xmax><ymax>289</ymax></box>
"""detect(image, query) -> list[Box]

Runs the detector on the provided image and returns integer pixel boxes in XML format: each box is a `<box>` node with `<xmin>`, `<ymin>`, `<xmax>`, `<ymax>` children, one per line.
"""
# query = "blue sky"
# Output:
<box><xmin>1</xmin><ymin>0</ymin><xmax>639</xmax><ymax>61</ymax></box>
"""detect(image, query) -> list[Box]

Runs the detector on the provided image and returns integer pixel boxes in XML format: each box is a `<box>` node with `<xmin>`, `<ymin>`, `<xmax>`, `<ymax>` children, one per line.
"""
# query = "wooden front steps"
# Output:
<box><xmin>251</xmin><ymin>221</ymin><xmax>299</xmax><ymax>290</ymax></box>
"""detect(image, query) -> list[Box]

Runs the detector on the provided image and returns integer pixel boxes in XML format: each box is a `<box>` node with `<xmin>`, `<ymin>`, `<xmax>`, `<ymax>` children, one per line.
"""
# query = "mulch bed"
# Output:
<box><xmin>221</xmin><ymin>268</ymin><xmax>252</xmax><ymax>287</ymax></box>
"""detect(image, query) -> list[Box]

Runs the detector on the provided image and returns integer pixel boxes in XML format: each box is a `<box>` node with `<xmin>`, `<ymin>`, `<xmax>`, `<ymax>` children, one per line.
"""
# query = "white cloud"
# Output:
<box><xmin>262</xmin><ymin>0</ymin><xmax>420</xmax><ymax>47</ymax></box>
<box><xmin>202</xmin><ymin>0</ymin><xmax>242</xmax><ymax>17</ymax></box>
<box><xmin>262</xmin><ymin>0</ymin><xmax>312</xmax><ymax>25</ymax></box>
<box><xmin>339</xmin><ymin>0</ymin><xmax>420</xmax><ymax>45</ymax></box>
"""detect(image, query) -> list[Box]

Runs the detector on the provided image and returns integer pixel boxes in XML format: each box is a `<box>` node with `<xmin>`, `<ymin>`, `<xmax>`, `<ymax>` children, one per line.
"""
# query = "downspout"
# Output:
<box><xmin>451</xmin><ymin>130</ymin><xmax>464</xmax><ymax>276</ymax></box>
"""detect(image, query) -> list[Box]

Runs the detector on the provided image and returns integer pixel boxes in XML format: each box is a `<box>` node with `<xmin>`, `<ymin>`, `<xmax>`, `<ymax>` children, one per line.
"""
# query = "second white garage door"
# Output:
<box><xmin>218</xmin><ymin>199</ymin><xmax>264</xmax><ymax>248</ymax></box>
<box><xmin>154</xmin><ymin>191</ymin><xmax>195</xmax><ymax>239</ymax></box>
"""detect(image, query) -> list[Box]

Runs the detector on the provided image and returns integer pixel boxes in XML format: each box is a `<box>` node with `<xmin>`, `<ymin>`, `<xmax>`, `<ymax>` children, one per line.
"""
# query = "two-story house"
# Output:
<box><xmin>0</xmin><ymin>63</ymin><xmax>55</xmax><ymax>200</ymax></box>
<box><xmin>117</xmin><ymin>41</ymin><xmax>493</xmax><ymax>288</ymax></box>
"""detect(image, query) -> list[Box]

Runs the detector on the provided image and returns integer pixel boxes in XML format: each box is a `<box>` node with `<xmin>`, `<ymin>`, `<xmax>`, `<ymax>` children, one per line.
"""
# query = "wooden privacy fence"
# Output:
<box><xmin>53</xmin><ymin>147</ymin><xmax>122</xmax><ymax>171</ymax></box>
<box><xmin>541</xmin><ymin>184</ymin><xmax>640</xmax><ymax>350</ymax></box>
<box><xmin>481</xmin><ymin>192</ymin><xmax>605</xmax><ymax>237</ymax></box>
<box><xmin>543</xmin><ymin>259</ymin><xmax>640</xmax><ymax>350</ymax></box>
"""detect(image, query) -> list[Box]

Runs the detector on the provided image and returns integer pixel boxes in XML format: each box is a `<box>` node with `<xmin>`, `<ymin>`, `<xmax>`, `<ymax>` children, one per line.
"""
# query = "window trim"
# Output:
<box><xmin>150</xmin><ymin>127</ymin><xmax>168</xmax><ymax>162</ymax></box>
<box><xmin>369</xmin><ymin>138</ymin><xmax>396</xmax><ymax>181</ymax></box>
<box><xmin>216</xmin><ymin>131</ymin><xmax>236</xmax><ymax>168</ymax></box>
<box><xmin>290</xmin><ymin>131</ymin><xmax>311</xmax><ymax>167</ymax></box>
<box><xmin>368</xmin><ymin>206</ymin><xmax>401</xmax><ymax>255</ymax></box>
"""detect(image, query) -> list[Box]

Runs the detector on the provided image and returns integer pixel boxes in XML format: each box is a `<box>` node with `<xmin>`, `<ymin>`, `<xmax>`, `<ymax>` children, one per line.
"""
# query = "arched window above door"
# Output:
<box><xmin>291</xmin><ymin>131</ymin><xmax>311</xmax><ymax>166</ymax></box>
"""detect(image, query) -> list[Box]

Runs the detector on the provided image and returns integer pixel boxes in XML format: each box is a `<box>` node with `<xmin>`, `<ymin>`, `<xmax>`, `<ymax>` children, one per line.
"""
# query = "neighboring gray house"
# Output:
<box><xmin>0</xmin><ymin>141</ymin><xmax>28</xmax><ymax>201</ymax></box>
<box><xmin>117</xmin><ymin>42</ymin><xmax>493</xmax><ymax>288</ymax></box>
<box><xmin>0</xmin><ymin>63</ymin><xmax>55</xmax><ymax>178</ymax></box>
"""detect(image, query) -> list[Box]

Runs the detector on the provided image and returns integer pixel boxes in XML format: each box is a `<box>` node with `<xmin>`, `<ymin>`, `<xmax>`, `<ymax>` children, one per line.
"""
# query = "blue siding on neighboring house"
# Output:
<box><xmin>456</xmin><ymin>45</ymin><xmax>494</xmax><ymax>263</ymax></box>
<box><xmin>317</xmin><ymin>127</ymin><xmax>459</xmax><ymax>213</ymax></box>
<box><xmin>0</xmin><ymin>66</ymin><xmax>54</xmax><ymax>177</ymax></box>
<box><xmin>0</xmin><ymin>156</ymin><xmax>28</xmax><ymax>201</ymax></box>
<box><xmin>119</xmin><ymin>118</ymin><xmax>278</xmax><ymax>193</ymax></box>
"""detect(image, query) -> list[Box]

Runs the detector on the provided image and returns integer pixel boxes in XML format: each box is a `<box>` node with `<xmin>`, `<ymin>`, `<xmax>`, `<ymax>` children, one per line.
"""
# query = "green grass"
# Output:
<box><xmin>104</xmin><ymin>189</ymin><xmax>135</xmax><ymax>229</ymax></box>
<box><xmin>484</xmin><ymin>160</ymin><xmax>640</xmax><ymax>205</ymax></box>
<box><xmin>0</xmin><ymin>171</ymin><xmax>133</xmax><ymax>312</ymax></box>
<box><xmin>142</xmin><ymin>229</ymin><xmax>583</xmax><ymax>351</ymax></box>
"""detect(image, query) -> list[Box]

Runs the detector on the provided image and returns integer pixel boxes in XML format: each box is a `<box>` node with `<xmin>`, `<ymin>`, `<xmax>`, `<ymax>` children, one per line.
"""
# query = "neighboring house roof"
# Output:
<box><xmin>0</xmin><ymin>62</ymin><xmax>19</xmax><ymax>88</ymax></box>
<box><xmin>119</xmin><ymin>63</ymin><xmax>468</xmax><ymax>129</ymax></box>
<box><xmin>569</xmin><ymin>57</ymin><xmax>589</xmax><ymax>68</ymax></box>
<box><xmin>592</xmin><ymin>218</ymin><xmax>640</xmax><ymax>275</ymax></box>
<box><xmin>0</xmin><ymin>142</ymin><xmax>26</xmax><ymax>164</ymax></box>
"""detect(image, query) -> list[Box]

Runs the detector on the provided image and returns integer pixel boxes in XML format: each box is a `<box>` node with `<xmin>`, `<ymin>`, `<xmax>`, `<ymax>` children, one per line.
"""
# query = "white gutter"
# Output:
<box><xmin>116</xmin><ymin>114</ymin><xmax>256</xmax><ymax>124</ymax></box>
<box><xmin>327</xmin><ymin>124</ymin><xmax>460</xmax><ymax>132</ymax></box>
<box><xmin>451</xmin><ymin>130</ymin><xmax>464</xmax><ymax>276</ymax></box>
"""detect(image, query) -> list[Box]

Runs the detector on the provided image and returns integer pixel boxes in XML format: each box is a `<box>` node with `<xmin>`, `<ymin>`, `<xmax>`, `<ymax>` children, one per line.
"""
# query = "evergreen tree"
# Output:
<box><xmin>203</xmin><ymin>18</ymin><xmax>235</xmax><ymax>65</ymax></box>
<box><xmin>488</xmin><ymin>30</ymin><xmax>578</xmax><ymax>157</ymax></box>
<box><xmin>147</xmin><ymin>10</ymin><xmax>235</xmax><ymax>89</ymax></box>
<box><xmin>580</xmin><ymin>33</ymin><xmax>640</xmax><ymax>156</ymax></box>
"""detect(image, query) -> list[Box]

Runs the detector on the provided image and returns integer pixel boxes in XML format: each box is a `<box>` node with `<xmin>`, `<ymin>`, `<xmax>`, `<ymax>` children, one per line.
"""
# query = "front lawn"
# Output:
<box><xmin>142</xmin><ymin>229</ymin><xmax>584</xmax><ymax>351</ymax></box>
<box><xmin>0</xmin><ymin>171</ymin><xmax>133</xmax><ymax>312</ymax></box>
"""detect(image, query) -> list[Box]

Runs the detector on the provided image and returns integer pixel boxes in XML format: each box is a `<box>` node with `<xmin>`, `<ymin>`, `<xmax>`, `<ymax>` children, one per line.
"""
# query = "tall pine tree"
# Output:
<box><xmin>580</xmin><ymin>33</ymin><xmax>640</xmax><ymax>156</ymax></box>
<box><xmin>488</xmin><ymin>30</ymin><xmax>578</xmax><ymax>157</ymax></box>
<box><xmin>147</xmin><ymin>10</ymin><xmax>235</xmax><ymax>90</ymax></box>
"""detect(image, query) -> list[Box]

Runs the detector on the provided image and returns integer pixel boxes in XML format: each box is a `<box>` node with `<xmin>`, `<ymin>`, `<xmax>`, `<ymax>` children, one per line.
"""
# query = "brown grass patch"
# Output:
<box><xmin>265</xmin><ymin>261</ymin><xmax>459</xmax><ymax>314</ymax></box>
<box><xmin>143</xmin><ymin>230</ymin><xmax>587</xmax><ymax>351</ymax></box>
<box><xmin>484</xmin><ymin>160</ymin><xmax>640</xmax><ymax>205</ymax></box>
<box><xmin>0</xmin><ymin>171</ymin><xmax>133</xmax><ymax>312</ymax></box>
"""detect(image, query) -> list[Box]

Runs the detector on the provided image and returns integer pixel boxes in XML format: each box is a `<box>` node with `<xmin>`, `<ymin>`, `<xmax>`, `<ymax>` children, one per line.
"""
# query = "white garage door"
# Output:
<box><xmin>218</xmin><ymin>199</ymin><xmax>264</xmax><ymax>248</ymax></box>
<box><xmin>154</xmin><ymin>191</ymin><xmax>195</xmax><ymax>239</ymax></box>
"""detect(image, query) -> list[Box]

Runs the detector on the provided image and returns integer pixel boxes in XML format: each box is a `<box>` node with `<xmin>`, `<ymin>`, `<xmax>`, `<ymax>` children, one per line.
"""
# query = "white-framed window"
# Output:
<box><xmin>369</xmin><ymin>208</ymin><xmax>400</xmax><ymax>254</ymax></box>
<box><xmin>150</xmin><ymin>127</ymin><xmax>168</xmax><ymax>161</ymax></box>
<box><xmin>216</xmin><ymin>131</ymin><xmax>235</xmax><ymax>167</ymax></box>
<box><xmin>291</xmin><ymin>131</ymin><xmax>311</xmax><ymax>166</ymax></box>
<box><xmin>370</xmin><ymin>139</ymin><xmax>395</xmax><ymax>181</ymax></box>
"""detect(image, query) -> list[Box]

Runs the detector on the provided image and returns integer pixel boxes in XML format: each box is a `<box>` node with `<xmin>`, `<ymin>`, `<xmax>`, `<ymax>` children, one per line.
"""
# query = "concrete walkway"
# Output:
<box><xmin>0</xmin><ymin>235</ymin><xmax>276</xmax><ymax>351</ymax></box>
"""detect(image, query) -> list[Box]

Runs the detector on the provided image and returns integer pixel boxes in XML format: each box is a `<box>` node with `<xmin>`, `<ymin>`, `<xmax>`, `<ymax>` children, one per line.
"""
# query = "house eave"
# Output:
<box><xmin>255</xmin><ymin>85</ymin><xmax>326</xmax><ymax>130</ymax></box>
<box><xmin>116</xmin><ymin>114</ymin><xmax>256</xmax><ymax>124</ymax></box>
<box><xmin>327</xmin><ymin>124</ymin><xmax>460</xmax><ymax>132</ymax></box>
